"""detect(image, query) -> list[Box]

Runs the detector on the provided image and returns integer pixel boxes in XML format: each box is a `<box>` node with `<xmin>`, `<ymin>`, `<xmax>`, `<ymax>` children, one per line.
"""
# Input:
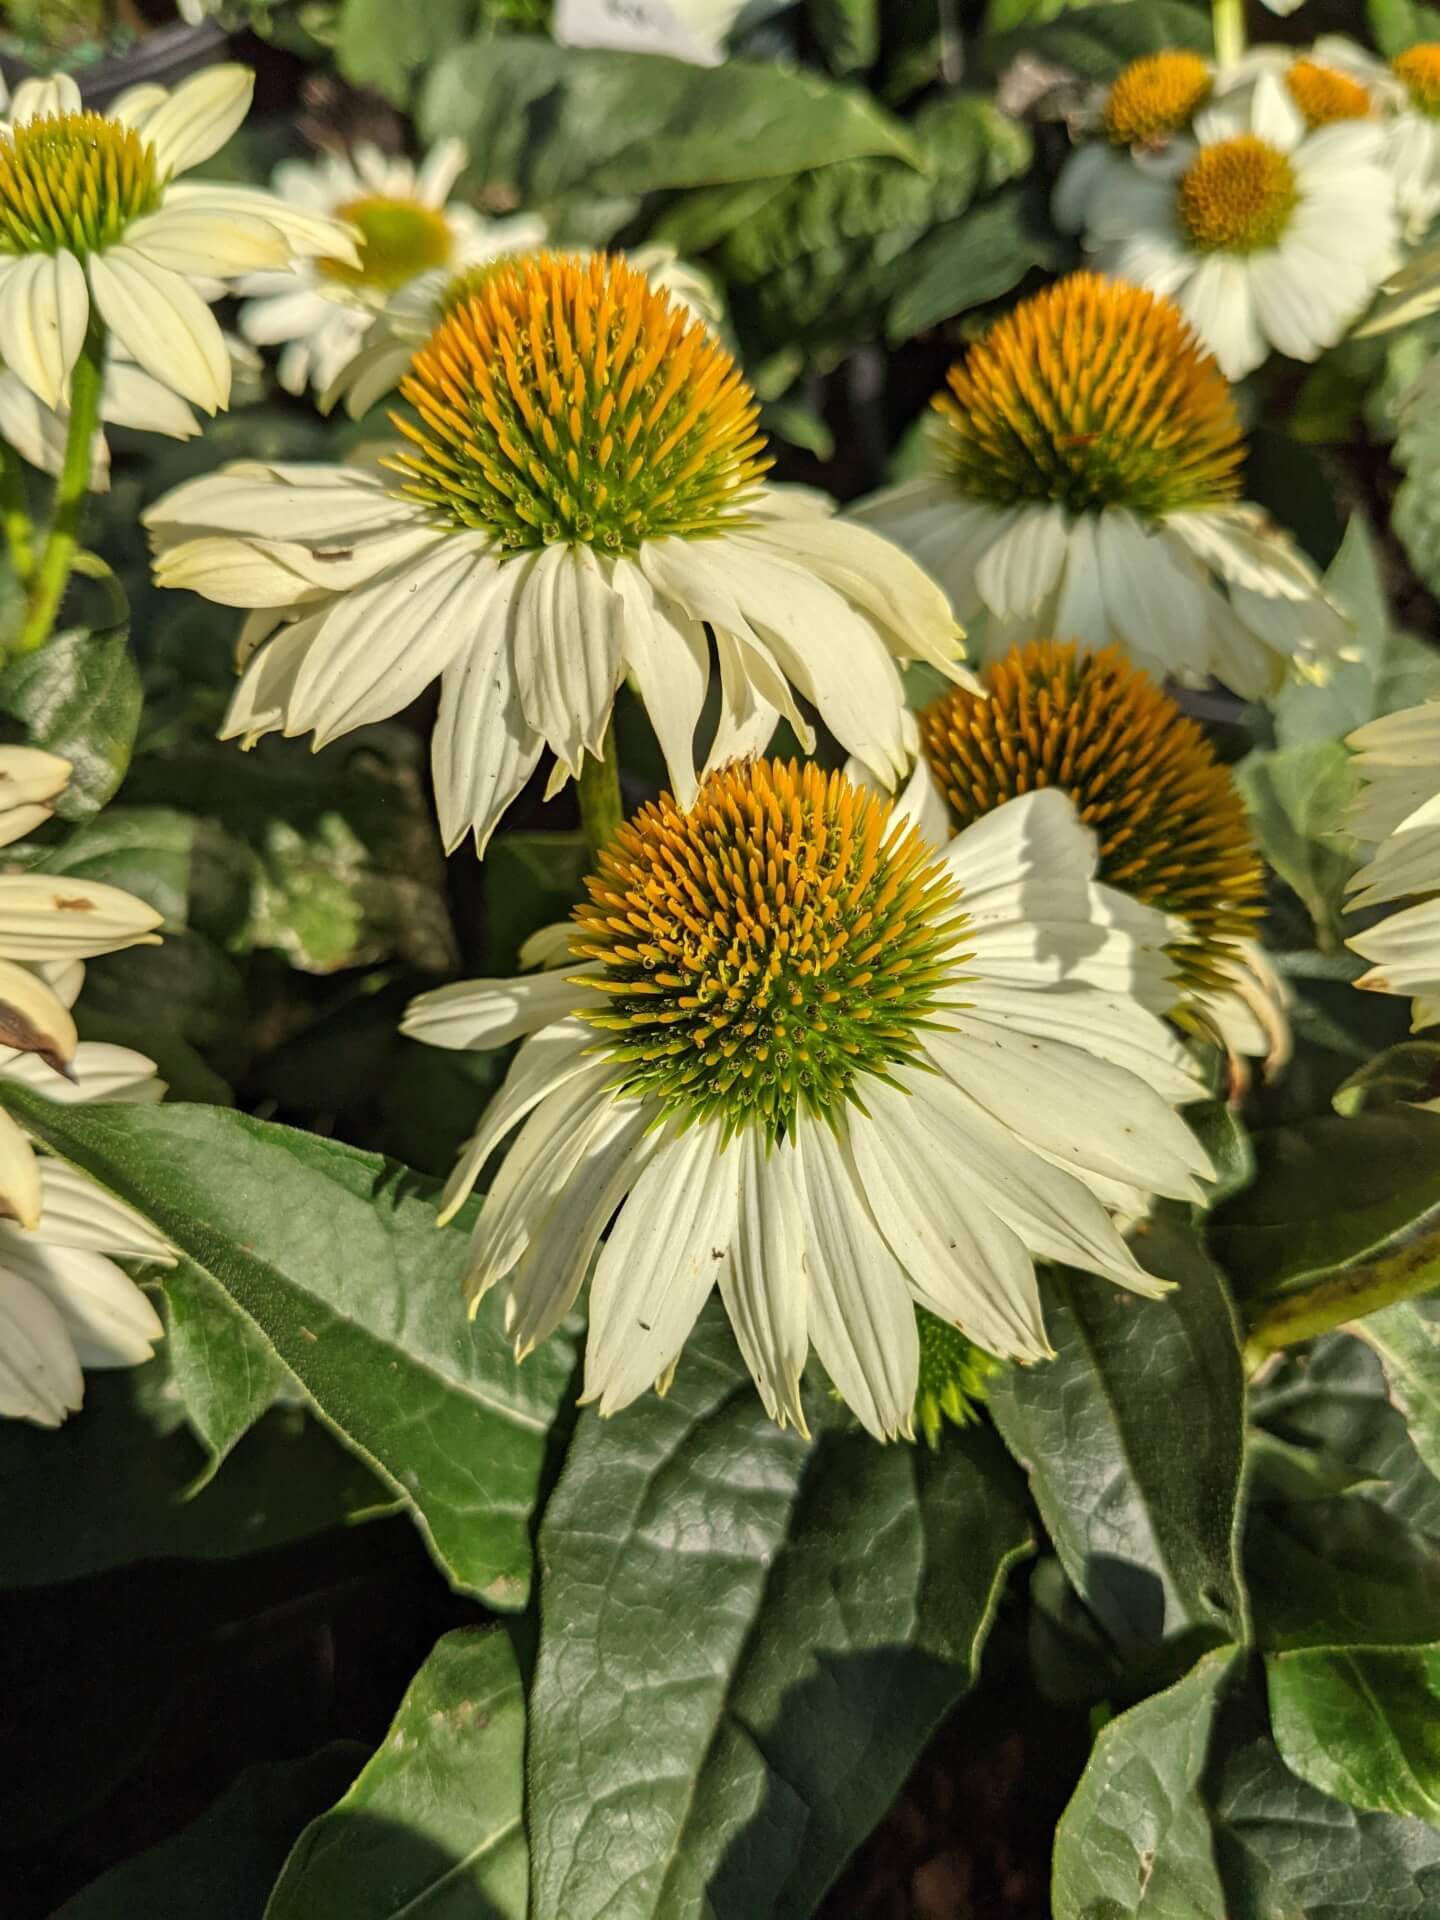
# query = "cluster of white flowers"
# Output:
<box><xmin>1054</xmin><ymin>36</ymin><xmax>1440</xmax><ymax>378</ymax></box>
<box><xmin>5</xmin><ymin>36</ymin><xmax>1438</xmax><ymax>1448</ymax></box>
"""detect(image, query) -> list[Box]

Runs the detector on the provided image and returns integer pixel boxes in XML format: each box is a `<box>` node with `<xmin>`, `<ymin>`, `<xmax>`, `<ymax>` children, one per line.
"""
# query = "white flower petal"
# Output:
<box><xmin>37</xmin><ymin>1160</ymin><xmax>173</xmax><ymax>1261</ymax></box>
<box><xmin>0</xmin><ymin>1235</ymin><xmax>162</xmax><ymax>1368</ymax></box>
<box><xmin>0</xmin><ymin>251</ymin><xmax>88</xmax><ymax>410</ymax></box>
<box><xmin>137</xmin><ymin>64</ymin><xmax>255</xmax><ymax>177</ymax></box>
<box><xmin>511</xmin><ymin>545</ymin><xmax>626</xmax><ymax>779</ymax></box>
<box><xmin>0</xmin><ymin>1268</ymin><xmax>82</xmax><ymax>1425</ymax></box>
<box><xmin>88</xmin><ymin>250</ymin><xmax>230</xmax><ymax>413</ymax></box>
<box><xmin>614</xmin><ymin>557</ymin><xmax>708</xmax><ymax>806</ymax></box>
<box><xmin>0</xmin><ymin>874</ymin><xmax>163</xmax><ymax>960</ymax></box>
<box><xmin>718</xmin><ymin>1130</ymin><xmax>810</xmax><ymax>1434</ymax></box>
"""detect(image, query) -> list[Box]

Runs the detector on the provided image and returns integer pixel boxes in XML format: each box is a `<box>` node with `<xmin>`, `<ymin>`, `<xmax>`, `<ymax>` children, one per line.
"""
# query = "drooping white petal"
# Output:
<box><xmin>88</xmin><ymin>249</ymin><xmax>231</xmax><ymax>413</ymax></box>
<box><xmin>0</xmin><ymin>251</ymin><xmax>88</xmax><ymax>410</ymax></box>
<box><xmin>584</xmin><ymin>1121</ymin><xmax>740</xmax><ymax>1414</ymax></box>
<box><xmin>794</xmin><ymin>1115</ymin><xmax>918</xmax><ymax>1442</ymax></box>
<box><xmin>0</xmin><ymin>1110</ymin><xmax>41</xmax><ymax>1231</ymax></box>
<box><xmin>36</xmin><ymin>1160</ymin><xmax>173</xmax><ymax>1262</ymax></box>
<box><xmin>123</xmin><ymin>206</ymin><xmax>295</xmax><ymax>277</ymax></box>
<box><xmin>718</xmin><ymin>1130</ymin><xmax>810</xmax><ymax>1435</ymax></box>
<box><xmin>0</xmin><ymin>1268</ymin><xmax>83</xmax><ymax>1425</ymax></box>
<box><xmin>0</xmin><ymin>874</ymin><xmax>163</xmax><ymax>960</ymax></box>
<box><xmin>432</xmin><ymin>562</ymin><xmax>546</xmax><ymax>856</ymax></box>
<box><xmin>510</xmin><ymin>544</ymin><xmax>626</xmax><ymax>780</ymax></box>
<box><xmin>401</xmin><ymin>968</ymin><xmax>600</xmax><ymax>1053</ymax></box>
<box><xmin>0</xmin><ymin>957</ymin><xmax>77</xmax><ymax>1073</ymax></box>
<box><xmin>613</xmin><ymin>557</ymin><xmax>709</xmax><ymax>807</ymax></box>
<box><xmin>0</xmin><ymin>1235</ymin><xmax>162</xmax><ymax>1367</ymax></box>
<box><xmin>0</xmin><ymin>1040</ymin><xmax>162</xmax><ymax>1104</ymax></box>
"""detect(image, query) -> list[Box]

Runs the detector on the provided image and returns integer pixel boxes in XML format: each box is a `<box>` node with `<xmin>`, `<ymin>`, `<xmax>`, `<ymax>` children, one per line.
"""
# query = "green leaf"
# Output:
<box><xmin>0</xmin><ymin>1092</ymin><xmax>575</xmax><ymax>1609</ymax></box>
<box><xmin>1272</xmin><ymin>518</ymin><xmax>1440</xmax><ymax>748</ymax></box>
<box><xmin>985</xmin><ymin>0</ymin><xmax>1211</xmax><ymax>80</ymax></box>
<box><xmin>334</xmin><ymin>0</ymin><xmax>476</xmax><ymax>103</ymax></box>
<box><xmin>987</xmin><ymin>1215</ymin><xmax>1249</xmax><ymax>1653</ymax></box>
<box><xmin>1053</xmin><ymin>1645</ymin><xmax>1237</xmax><ymax>1918</ymax></box>
<box><xmin>1251</xmin><ymin>1333</ymin><xmax>1440</xmax><ymax>1540</ymax></box>
<box><xmin>1336</xmin><ymin>1040</ymin><xmax>1440</xmax><ymax>1115</ymax></box>
<box><xmin>1358</xmin><ymin>1297</ymin><xmax>1440</xmax><ymax>1484</ymax></box>
<box><xmin>161</xmin><ymin>1260</ymin><xmax>288</xmax><ymax>1479</ymax></box>
<box><xmin>0</xmin><ymin>623</ymin><xmax>141</xmax><ymax>820</ymax></box>
<box><xmin>269</xmin><ymin>1629</ymin><xmax>527</xmax><ymax>1918</ymax></box>
<box><xmin>886</xmin><ymin>189</ymin><xmax>1052</xmax><ymax>342</ymax></box>
<box><xmin>0</xmin><ymin>1358</ymin><xmax>385</xmax><ymax>1588</ymax></box>
<box><xmin>1268</xmin><ymin>1644</ymin><xmax>1440</xmax><ymax>1824</ymax></box>
<box><xmin>54</xmin><ymin>1747</ymin><xmax>368</xmax><ymax>1920</ymax></box>
<box><xmin>1246</xmin><ymin>1495</ymin><xmax>1440</xmax><ymax>1650</ymax></box>
<box><xmin>422</xmin><ymin>38</ymin><xmax>922</xmax><ymax>206</ymax></box>
<box><xmin>1210</xmin><ymin>1109</ymin><xmax>1440</xmax><ymax>1314</ymax></box>
<box><xmin>526</xmin><ymin>1305</ymin><xmax>1032</xmax><ymax>1920</ymax></box>
<box><xmin>1369</xmin><ymin>0</ymin><xmax>1440</xmax><ymax>58</ymax></box>
<box><xmin>808</xmin><ymin>0</ymin><xmax>878</xmax><ymax>72</ymax></box>
<box><xmin>1235</xmin><ymin>741</ymin><xmax>1359</xmax><ymax>947</ymax></box>
<box><xmin>1054</xmin><ymin>1648</ymin><xmax>1440</xmax><ymax>1918</ymax></box>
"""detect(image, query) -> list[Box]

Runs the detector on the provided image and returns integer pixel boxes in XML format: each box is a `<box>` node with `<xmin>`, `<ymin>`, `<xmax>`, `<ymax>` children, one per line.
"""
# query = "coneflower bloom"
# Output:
<box><xmin>1054</xmin><ymin>50</ymin><xmax>1216</xmax><ymax>234</ymax></box>
<box><xmin>850</xmin><ymin>273</ymin><xmax>1349</xmax><ymax>697</ymax></box>
<box><xmin>1069</xmin><ymin>72</ymin><xmax>1397</xmax><ymax>379</ymax></box>
<box><xmin>919</xmin><ymin>641</ymin><xmax>1288</xmax><ymax>1075</ymax></box>
<box><xmin>0</xmin><ymin>66</ymin><xmax>357</xmax><ymax>412</ymax></box>
<box><xmin>146</xmin><ymin>252</ymin><xmax>964</xmax><ymax>854</ymax></box>
<box><xmin>1346</xmin><ymin>700</ymin><xmax>1440</xmax><ymax>1029</ymax></box>
<box><xmin>403</xmin><ymin>759</ymin><xmax>1210</xmax><ymax>1439</ymax></box>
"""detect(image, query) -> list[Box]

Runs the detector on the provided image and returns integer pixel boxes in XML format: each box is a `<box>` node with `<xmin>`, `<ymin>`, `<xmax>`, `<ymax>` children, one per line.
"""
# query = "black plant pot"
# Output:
<box><xmin>0</xmin><ymin>17</ymin><xmax>231</xmax><ymax>111</ymax></box>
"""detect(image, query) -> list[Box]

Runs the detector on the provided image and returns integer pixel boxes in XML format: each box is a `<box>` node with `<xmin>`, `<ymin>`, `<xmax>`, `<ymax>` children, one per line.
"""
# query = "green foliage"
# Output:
<box><xmin>1236</xmin><ymin>741</ymin><xmax>1360</xmax><ymax>949</ymax></box>
<box><xmin>983</xmin><ymin>0</ymin><xmax>1211</xmax><ymax>79</ymax></box>
<box><xmin>0</xmin><ymin>1091</ymin><xmax>575</xmax><ymax>1609</ymax></box>
<box><xmin>988</xmin><ymin>1216</ymin><xmax>1249</xmax><ymax>1658</ymax></box>
<box><xmin>525</xmin><ymin>1303</ymin><xmax>1032</xmax><ymax>1920</ymax></box>
<box><xmin>0</xmin><ymin>623</ymin><xmax>140</xmax><ymax>820</ymax></box>
<box><xmin>1268</xmin><ymin>1644</ymin><xmax>1440</xmax><ymax>1823</ymax></box>
<box><xmin>269</xmin><ymin>1630</ymin><xmax>528</xmax><ymax>1917</ymax></box>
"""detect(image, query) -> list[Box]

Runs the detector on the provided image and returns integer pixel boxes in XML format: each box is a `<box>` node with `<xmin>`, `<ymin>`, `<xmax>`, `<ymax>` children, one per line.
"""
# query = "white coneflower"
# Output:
<box><xmin>917</xmin><ymin>640</ymin><xmax>1290</xmax><ymax>1079</ymax></box>
<box><xmin>403</xmin><ymin>759</ymin><xmax>1210</xmax><ymax>1440</ymax></box>
<box><xmin>849</xmin><ymin>273</ymin><xmax>1350</xmax><ymax>698</ymax></box>
<box><xmin>145</xmin><ymin>251</ymin><xmax>965</xmax><ymax>856</ymax></box>
<box><xmin>1054</xmin><ymin>50</ymin><xmax>1217</xmax><ymax>234</ymax></box>
<box><xmin>237</xmin><ymin>139</ymin><xmax>545</xmax><ymax>399</ymax></box>
<box><xmin>551</xmin><ymin>0</ymin><xmax>783</xmax><ymax>65</ymax></box>
<box><xmin>1068</xmin><ymin>72</ymin><xmax>1397</xmax><ymax>379</ymax></box>
<box><xmin>1346</xmin><ymin>700</ymin><xmax>1440</xmax><ymax>1029</ymax></box>
<box><xmin>0</xmin><ymin>66</ymin><xmax>357</xmax><ymax>413</ymax></box>
<box><xmin>322</xmin><ymin>242</ymin><xmax>722</xmax><ymax>420</ymax></box>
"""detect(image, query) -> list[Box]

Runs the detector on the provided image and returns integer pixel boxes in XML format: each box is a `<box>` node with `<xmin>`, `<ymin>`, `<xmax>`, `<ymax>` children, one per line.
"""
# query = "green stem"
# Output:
<box><xmin>577</xmin><ymin>722</ymin><xmax>623</xmax><ymax>858</ymax></box>
<box><xmin>1243</xmin><ymin>1223</ymin><xmax>1440</xmax><ymax>1367</ymax></box>
<box><xmin>0</xmin><ymin>442</ymin><xmax>35</xmax><ymax>585</ymax></box>
<box><xmin>14</xmin><ymin>322</ymin><xmax>105</xmax><ymax>657</ymax></box>
<box><xmin>1212</xmin><ymin>0</ymin><xmax>1245</xmax><ymax>69</ymax></box>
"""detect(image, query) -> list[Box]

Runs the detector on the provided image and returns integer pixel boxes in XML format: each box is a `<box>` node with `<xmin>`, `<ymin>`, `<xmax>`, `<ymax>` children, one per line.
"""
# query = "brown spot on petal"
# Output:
<box><xmin>52</xmin><ymin>895</ymin><xmax>97</xmax><ymax>912</ymax></box>
<box><xmin>0</xmin><ymin>998</ymin><xmax>71</xmax><ymax>1075</ymax></box>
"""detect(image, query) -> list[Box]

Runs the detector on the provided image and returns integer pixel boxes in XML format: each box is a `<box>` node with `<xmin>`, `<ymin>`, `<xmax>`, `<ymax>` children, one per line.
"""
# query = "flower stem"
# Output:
<box><xmin>577</xmin><ymin>722</ymin><xmax>623</xmax><ymax>859</ymax></box>
<box><xmin>14</xmin><ymin>321</ymin><xmax>105</xmax><ymax>657</ymax></box>
<box><xmin>1242</xmin><ymin>1223</ymin><xmax>1440</xmax><ymax>1367</ymax></box>
<box><xmin>0</xmin><ymin>442</ymin><xmax>35</xmax><ymax>585</ymax></box>
<box><xmin>1212</xmin><ymin>0</ymin><xmax>1245</xmax><ymax>70</ymax></box>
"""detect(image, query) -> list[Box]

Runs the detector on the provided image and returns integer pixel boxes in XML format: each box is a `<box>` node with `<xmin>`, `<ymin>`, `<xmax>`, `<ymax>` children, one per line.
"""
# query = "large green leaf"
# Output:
<box><xmin>1052</xmin><ymin>1646</ymin><xmax>1236</xmax><ymax>1919</ymax></box>
<box><xmin>1054</xmin><ymin>1649</ymin><xmax>1440</xmax><ymax>1918</ymax></box>
<box><xmin>422</xmin><ymin>38</ymin><xmax>921</xmax><ymax>207</ymax></box>
<box><xmin>0</xmin><ymin>1091</ymin><xmax>575</xmax><ymax>1609</ymax></box>
<box><xmin>1210</xmin><ymin>1109</ymin><xmax>1440</xmax><ymax>1332</ymax></box>
<box><xmin>1245</xmin><ymin>1489</ymin><xmax>1440</xmax><ymax>1650</ymax></box>
<box><xmin>808</xmin><ymin>0</ymin><xmax>878</xmax><ymax>72</ymax></box>
<box><xmin>0</xmin><ymin>1358</ymin><xmax>385</xmax><ymax>1588</ymax></box>
<box><xmin>1268</xmin><ymin>1644</ymin><xmax>1440</xmax><ymax>1824</ymax></box>
<box><xmin>269</xmin><ymin>1629</ymin><xmax>527</xmax><ymax>1918</ymax></box>
<box><xmin>54</xmin><ymin>1747</ymin><xmax>367</xmax><ymax>1920</ymax></box>
<box><xmin>1370</xmin><ymin>0</ymin><xmax>1440</xmax><ymax>56</ymax></box>
<box><xmin>1358</xmin><ymin>1298</ymin><xmax>1440</xmax><ymax>1484</ymax></box>
<box><xmin>1235</xmin><ymin>742</ymin><xmax>1359</xmax><ymax>948</ymax></box>
<box><xmin>334</xmin><ymin>0</ymin><xmax>478</xmax><ymax>103</ymax></box>
<box><xmin>987</xmin><ymin>1216</ymin><xmax>1249</xmax><ymax>1654</ymax></box>
<box><xmin>0</xmin><ymin>623</ymin><xmax>141</xmax><ymax>819</ymax></box>
<box><xmin>526</xmin><ymin>1306</ymin><xmax>1032</xmax><ymax>1920</ymax></box>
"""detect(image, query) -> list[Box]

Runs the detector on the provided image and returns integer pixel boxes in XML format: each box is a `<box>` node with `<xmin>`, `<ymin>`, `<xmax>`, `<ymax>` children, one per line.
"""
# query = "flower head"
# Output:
<box><xmin>1346</xmin><ymin>699</ymin><xmax>1440</xmax><ymax>1030</ymax></box>
<box><xmin>1283</xmin><ymin>56</ymin><xmax>1374</xmax><ymax>128</ymax></box>
<box><xmin>1393</xmin><ymin>43</ymin><xmax>1440</xmax><ymax>116</ymax></box>
<box><xmin>0</xmin><ymin>67</ymin><xmax>357</xmax><ymax>412</ymax></box>
<box><xmin>934</xmin><ymin>273</ymin><xmax>1242</xmax><ymax>518</ymax></box>
<box><xmin>394</xmin><ymin>251</ymin><xmax>768</xmax><ymax>552</ymax></box>
<box><xmin>849</xmin><ymin>274</ymin><xmax>1349</xmax><ymax>697</ymax></box>
<box><xmin>1104</xmin><ymin>52</ymin><xmax>1214</xmax><ymax>146</ymax></box>
<box><xmin>404</xmin><ymin>762</ymin><xmax>1210</xmax><ymax>1439</ymax></box>
<box><xmin>1067</xmin><ymin>72</ymin><xmax>1398</xmax><ymax>379</ymax></box>
<box><xmin>921</xmin><ymin>642</ymin><xmax>1263</xmax><ymax>992</ymax></box>
<box><xmin>238</xmin><ymin>139</ymin><xmax>539</xmax><ymax>399</ymax></box>
<box><xmin>148</xmin><ymin>251</ymin><xmax>964</xmax><ymax>853</ymax></box>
